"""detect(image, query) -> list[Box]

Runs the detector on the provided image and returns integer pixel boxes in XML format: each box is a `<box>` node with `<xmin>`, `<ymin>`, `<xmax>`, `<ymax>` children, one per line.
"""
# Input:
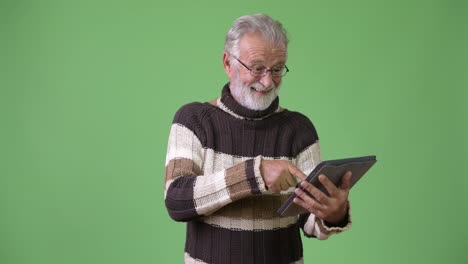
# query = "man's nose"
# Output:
<box><xmin>259</xmin><ymin>71</ymin><xmax>274</xmax><ymax>88</ymax></box>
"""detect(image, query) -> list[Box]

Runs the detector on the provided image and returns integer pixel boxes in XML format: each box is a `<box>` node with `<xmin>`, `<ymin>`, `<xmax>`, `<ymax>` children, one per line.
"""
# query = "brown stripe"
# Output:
<box><xmin>225</xmin><ymin>162</ymin><xmax>252</xmax><ymax>199</ymax></box>
<box><xmin>245</xmin><ymin>159</ymin><xmax>261</xmax><ymax>194</ymax></box>
<box><xmin>211</xmin><ymin>194</ymin><xmax>291</xmax><ymax>219</ymax></box>
<box><xmin>165</xmin><ymin>158</ymin><xmax>202</xmax><ymax>184</ymax></box>
<box><xmin>173</xmin><ymin>102</ymin><xmax>318</xmax><ymax>158</ymax></box>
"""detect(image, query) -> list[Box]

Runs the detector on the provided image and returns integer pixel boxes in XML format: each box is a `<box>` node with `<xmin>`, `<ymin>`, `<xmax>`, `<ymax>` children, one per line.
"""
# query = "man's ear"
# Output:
<box><xmin>222</xmin><ymin>52</ymin><xmax>233</xmax><ymax>78</ymax></box>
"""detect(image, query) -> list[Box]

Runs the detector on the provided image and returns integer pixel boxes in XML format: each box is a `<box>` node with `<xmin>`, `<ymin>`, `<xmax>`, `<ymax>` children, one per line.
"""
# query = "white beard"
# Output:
<box><xmin>230</xmin><ymin>71</ymin><xmax>280</xmax><ymax>111</ymax></box>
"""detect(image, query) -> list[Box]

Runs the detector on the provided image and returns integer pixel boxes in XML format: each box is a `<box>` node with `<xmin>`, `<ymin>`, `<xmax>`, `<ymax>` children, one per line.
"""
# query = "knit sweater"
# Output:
<box><xmin>164</xmin><ymin>83</ymin><xmax>351</xmax><ymax>264</ymax></box>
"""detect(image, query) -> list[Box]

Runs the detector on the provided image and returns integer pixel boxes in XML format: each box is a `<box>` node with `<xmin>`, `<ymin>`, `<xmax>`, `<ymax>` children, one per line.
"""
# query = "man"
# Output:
<box><xmin>164</xmin><ymin>14</ymin><xmax>352</xmax><ymax>264</ymax></box>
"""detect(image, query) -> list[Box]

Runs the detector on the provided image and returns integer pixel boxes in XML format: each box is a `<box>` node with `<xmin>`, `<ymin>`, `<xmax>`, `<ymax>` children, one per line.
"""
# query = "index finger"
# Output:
<box><xmin>287</xmin><ymin>163</ymin><xmax>307</xmax><ymax>181</ymax></box>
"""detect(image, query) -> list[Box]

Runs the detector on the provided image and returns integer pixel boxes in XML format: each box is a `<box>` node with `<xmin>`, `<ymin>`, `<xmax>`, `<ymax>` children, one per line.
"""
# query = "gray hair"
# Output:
<box><xmin>224</xmin><ymin>14</ymin><xmax>289</xmax><ymax>58</ymax></box>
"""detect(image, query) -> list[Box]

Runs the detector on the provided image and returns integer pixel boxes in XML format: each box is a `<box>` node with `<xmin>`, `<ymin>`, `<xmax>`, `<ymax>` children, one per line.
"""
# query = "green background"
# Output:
<box><xmin>1</xmin><ymin>0</ymin><xmax>467</xmax><ymax>263</ymax></box>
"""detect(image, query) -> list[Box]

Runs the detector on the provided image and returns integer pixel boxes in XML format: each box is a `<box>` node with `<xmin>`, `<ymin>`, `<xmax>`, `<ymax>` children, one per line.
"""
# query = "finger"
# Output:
<box><xmin>293</xmin><ymin>197</ymin><xmax>310</xmax><ymax>212</ymax></box>
<box><xmin>280</xmin><ymin>180</ymin><xmax>289</xmax><ymax>191</ymax></box>
<box><xmin>293</xmin><ymin>195</ymin><xmax>325</xmax><ymax>214</ymax></box>
<box><xmin>287</xmin><ymin>163</ymin><xmax>307</xmax><ymax>181</ymax></box>
<box><xmin>300</xmin><ymin>180</ymin><xmax>329</xmax><ymax>204</ymax></box>
<box><xmin>294</xmin><ymin>187</ymin><xmax>326</xmax><ymax>211</ymax></box>
<box><xmin>318</xmin><ymin>174</ymin><xmax>339</xmax><ymax>196</ymax></box>
<box><xmin>293</xmin><ymin>196</ymin><xmax>318</xmax><ymax>214</ymax></box>
<box><xmin>293</xmin><ymin>196</ymin><xmax>327</xmax><ymax>220</ymax></box>
<box><xmin>340</xmin><ymin>171</ymin><xmax>352</xmax><ymax>191</ymax></box>
<box><xmin>285</xmin><ymin>174</ymin><xmax>297</xmax><ymax>188</ymax></box>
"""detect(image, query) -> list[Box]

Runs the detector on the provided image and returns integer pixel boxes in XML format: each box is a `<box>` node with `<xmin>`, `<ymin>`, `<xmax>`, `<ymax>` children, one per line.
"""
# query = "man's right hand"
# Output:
<box><xmin>260</xmin><ymin>160</ymin><xmax>307</xmax><ymax>193</ymax></box>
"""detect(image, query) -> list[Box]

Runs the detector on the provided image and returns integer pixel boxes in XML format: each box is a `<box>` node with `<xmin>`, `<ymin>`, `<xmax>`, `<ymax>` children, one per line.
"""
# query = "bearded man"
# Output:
<box><xmin>164</xmin><ymin>13</ymin><xmax>352</xmax><ymax>264</ymax></box>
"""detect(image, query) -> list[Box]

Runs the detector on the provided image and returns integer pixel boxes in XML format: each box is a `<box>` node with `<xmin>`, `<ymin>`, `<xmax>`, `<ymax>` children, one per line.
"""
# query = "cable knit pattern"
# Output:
<box><xmin>164</xmin><ymin>83</ymin><xmax>351</xmax><ymax>264</ymax></box>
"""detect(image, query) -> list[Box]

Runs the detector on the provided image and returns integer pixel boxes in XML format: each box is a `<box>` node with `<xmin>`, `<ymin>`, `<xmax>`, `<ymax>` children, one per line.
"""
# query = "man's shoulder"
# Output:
<box><xmin>175</xmin><ymin>101</ymin><xmax>211</xmax><ymax>115</ymax></box>
<box><xmin>172</xmin><ymin>101</ymin><xmax>216</xmax><ymax>126</ymax></box>
<box><xmin>170</xmin><ymin>100</ymin><xmax>218</xmax><ymax>144</ymax></box>
<box><xmin>280</xmin><ymin>109</ymin><xmax>314</xmax><ymax>125</ymax></box>
<box><xmin>279</xmin><ymin>109</ymin><xmax>319</xmax><ymax>140</ymax></box>
<box><xmin>176</xmin><ymin>101</ymin><xmax>209</xmax><ymax>112</ymax></box>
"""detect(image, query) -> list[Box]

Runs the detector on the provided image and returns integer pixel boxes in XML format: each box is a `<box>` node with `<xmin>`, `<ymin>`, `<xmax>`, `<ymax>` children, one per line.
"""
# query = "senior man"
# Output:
<box><xmin>164</xmin><ymin>14</ymin><xmax>352</xmax><ymax>264</ymax></box>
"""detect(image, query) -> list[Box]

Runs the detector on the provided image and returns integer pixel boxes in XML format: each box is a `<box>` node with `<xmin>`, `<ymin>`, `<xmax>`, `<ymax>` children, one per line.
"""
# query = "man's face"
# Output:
<box><xmin>225</xmin><ymin>32</ymin><xmax>287</xmax><ymax>110</ymax></box>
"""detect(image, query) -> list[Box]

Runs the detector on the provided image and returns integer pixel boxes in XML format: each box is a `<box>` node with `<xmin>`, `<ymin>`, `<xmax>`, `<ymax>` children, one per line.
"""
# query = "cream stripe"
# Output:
<box><xmin>201</xmin><ymin>142</ymin><xmax>321</xmax><ymax>175</ymax></box>
<box><xmin>202</xmin><ymin>149</ymin><xmax>288</xmax><ymax>174</ymax></box>
<box><xmin>184</xmin><ymin>253</ymin><xmax>207</xmax><ymax>264</ymax></box>
<box><xmin>303</xmin><ymin>213</ymin><xmax>320</xmax><ymax>239</ymax></box>
<box><xmin>193</xmin><ymin>170</ymin><xmax>232</xmax><ymax>216</ymax></box>
<box><xmin>201</xmin><ymin>214</ymin><xmax>299</xmax><ymax>231</ymax></box>
<box><xmin>165</xmin><ymin>124</ymin><xmax>204</xmax><ymax>167</ymax></box>
<box><xmin>294</xmin><ymin>142</ymin><xmax>322</xmax><ymax>175</ymax></box>
<box><xmin>199</xmin><ymin>143</ymin><xmax>320</xmax><ymax>195</ymax></box>
<box><xmin>253</xmin><ymin>155</ymin><xmax>268</xmax><ymax>193</ymax></box>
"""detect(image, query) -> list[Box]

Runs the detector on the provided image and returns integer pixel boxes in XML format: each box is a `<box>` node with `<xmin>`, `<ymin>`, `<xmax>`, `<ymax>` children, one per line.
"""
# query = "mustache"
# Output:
<box><xmin>250</xmin><ymin>82</ymin><xmax>276</xmax><ymax>92</ymax></box>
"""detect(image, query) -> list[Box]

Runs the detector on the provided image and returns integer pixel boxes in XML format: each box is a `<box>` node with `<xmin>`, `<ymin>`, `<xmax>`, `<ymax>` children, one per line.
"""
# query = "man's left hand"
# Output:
<box><xmin>293</xmin><ymin>171</ymin><xmax>352</xmax><ymax>225</ymax></box>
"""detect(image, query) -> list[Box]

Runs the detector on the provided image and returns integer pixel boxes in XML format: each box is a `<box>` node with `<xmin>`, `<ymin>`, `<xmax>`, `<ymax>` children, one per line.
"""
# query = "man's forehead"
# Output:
<box><xmin>239</xmin><ymin>33</ymin><xmax>287</xmax><ymax>61</ymax></box>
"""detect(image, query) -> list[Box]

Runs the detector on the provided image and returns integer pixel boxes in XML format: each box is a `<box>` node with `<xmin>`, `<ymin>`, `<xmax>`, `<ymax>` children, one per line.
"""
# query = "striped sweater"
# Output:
<box><xmin>164</xmin><ymin>84</ymin><xmax>351</xmax><ymax>264</ymax></box>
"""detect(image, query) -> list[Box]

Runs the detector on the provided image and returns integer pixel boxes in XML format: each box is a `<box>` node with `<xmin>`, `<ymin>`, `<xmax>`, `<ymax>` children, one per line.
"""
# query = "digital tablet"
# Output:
<box><xmin>277</xmin><ymin>155</ymin><xmax>377</xmax><ymax>217</ymax></box>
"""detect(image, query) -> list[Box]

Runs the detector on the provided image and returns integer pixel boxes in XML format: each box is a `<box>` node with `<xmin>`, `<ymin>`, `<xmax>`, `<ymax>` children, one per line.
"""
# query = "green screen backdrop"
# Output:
<box><xmin>1</xmin><ymin>1</ymin><xmax>467</xmax><ymax>263</ymax></box>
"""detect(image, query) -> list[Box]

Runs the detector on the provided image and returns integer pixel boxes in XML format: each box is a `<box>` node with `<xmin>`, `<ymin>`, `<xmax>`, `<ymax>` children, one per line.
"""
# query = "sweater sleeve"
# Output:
<box><xmin>295</xmin><ymin>141</ymin><xmax>352</xmax><ymax>240</ymax></box>
<box><xmin>164</xmin><ymin>107</ymin><xmax>267</xmax><ymax>222</ymax></box>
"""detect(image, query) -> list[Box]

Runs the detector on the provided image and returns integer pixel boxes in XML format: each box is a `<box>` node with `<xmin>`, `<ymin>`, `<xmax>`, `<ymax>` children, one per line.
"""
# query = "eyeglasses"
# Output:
<box><xmin>233</xmin><ymin>57</ymin><xmax>289</xmax><ymax>77</ymax></box>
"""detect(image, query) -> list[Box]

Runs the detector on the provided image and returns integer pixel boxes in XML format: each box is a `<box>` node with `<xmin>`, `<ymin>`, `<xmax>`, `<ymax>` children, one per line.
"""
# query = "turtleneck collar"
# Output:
<box><xmin>218</xmin><ymin>83</ymin><xmax>280</xmax><ymax>120</ymax></box>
